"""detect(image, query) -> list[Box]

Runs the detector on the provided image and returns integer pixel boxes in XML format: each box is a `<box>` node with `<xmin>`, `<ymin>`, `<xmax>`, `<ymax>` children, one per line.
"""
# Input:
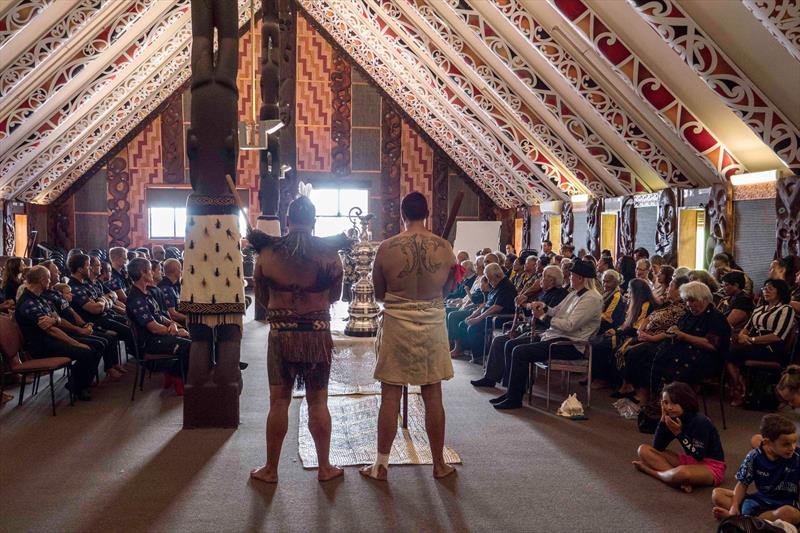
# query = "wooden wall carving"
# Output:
<box><xmin>521</xmin><ymin>208</ymin><xmax>531</xmax><ymax>250</ymax></box>
<box><xmin>381</xmin><ymin>100</ymin><xmax>402</xmax><ymax>238</ymax></box>
<box><xmin>107</xmin><ymin>156</ymin><xmax>131</xmax><ymax>248</ymax></box>
<box><xmin>3</xmin><ymin>203</ymin><xmax>14</xmax><ymax>255</ymax></box>
<box><xmin>776</xmin><ymin>175</ymin><xmax>800</xmax><ymax>257</ymax></box>
<box><xmin>160</xmin><ymin>97</ymin><xmax>185</xmax><ymax>184</ymax></box>
<box><xmin>561</xmin><ymin>201</ymin><xmax>574</xmax><ymax>246</ymax></box>
<box><xmin>655</xmin><ymin>188</ymin><xmax>679</xmax><ymax>264</ymax></box>
<box><xmin>618</xmin><ymin>195</ymin><xmax>636</xmax><ymax>257</ymax></box>
<box><xmin>330</xmin><ymin>50</ymin><xmax>351</xmax><ymax>177</ymax></box>
<box><xmin>498</xmin><ymin>208</ymin><xmax>515</xmax><ymax>249</ymax></box>
<box><xmin>586</xmin><ymin>197</ymin><xmax>602</xmax><ymax>258</ymax></box>
<box><xmin>277</xmin><ymin>0</ymin><xmax>298</xmax><ymax>229</ymax></box>
<box><xmin>259</xmin><ymin>0</ymin><xmax>282</xmax><ymax>222</ymax></box>
<box><xmin>706</xmin><ymin>182</ymin><xmax>733</xmax><ymax>255</ymax></box>
<box><xmin>432</xmin><ymin>149</ymin><xmax>449</xmax><ymax>237</ymax></box>
<box><xmin>541</xmin><ymin>213</ymin><xmax>550</xmax><ymax>248</ymax></box>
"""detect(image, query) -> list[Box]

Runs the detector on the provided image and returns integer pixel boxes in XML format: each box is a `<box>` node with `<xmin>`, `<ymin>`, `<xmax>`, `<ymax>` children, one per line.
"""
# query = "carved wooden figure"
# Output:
<box><xmin>586</xmin><ymin>197</ymin><xmax>602</xmax><ymax>258</ymax></box>
<box><xmin>705</xmin><ymin>183</ymin><xmax>733</xmax><ymax>256</ymax></box>
<box><xmin>618</xmin><ymin>195</ymin><xmax>636</xmax><ymax>257</ymax></box>
<box><xmin>521</xmin><ymin>208</ymin><xmax>531</xmax><ymax>250</ymax></box>
<box><xmin>180</xmin><ymin>0</ymin><xmax>245</xmax><ymax>429</ymax></box>
<box><xmin>561</xmin><ymin>201</ymin><xmax>574</xmax><ymax>246</ymax></box>
<box><xmin>541</xmin><ymin>214</ymin><xmax>550</xmax><ymax>248</ymax></box>
<box><xmin>655</xmin><ymin>188</ymin><xmax>679</xmax><ymax>265</ymax></box>
<box><xmin>776</xmin><ymin>175</ymin><xmax>800</xmax><ymax>257</ymax></box>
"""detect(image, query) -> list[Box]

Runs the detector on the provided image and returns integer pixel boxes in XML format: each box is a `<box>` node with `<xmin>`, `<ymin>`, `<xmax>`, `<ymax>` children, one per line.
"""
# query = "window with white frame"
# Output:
<box><xmin>148</xmin><ymin>207</ymin><xmax>249</xmax><ymax>239</ymax></box>
<box><xmin>309</xmin><ymin>188</ymin><xmax>369</xmax><ymax>237</ymax></box>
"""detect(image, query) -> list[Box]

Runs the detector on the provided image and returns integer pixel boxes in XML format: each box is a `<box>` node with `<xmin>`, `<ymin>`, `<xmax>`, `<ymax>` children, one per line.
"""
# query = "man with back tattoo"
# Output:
<box><xmin>360</xmin><ymin>192</ymin><xmax>457</xmax><ymax>481</ymax></box>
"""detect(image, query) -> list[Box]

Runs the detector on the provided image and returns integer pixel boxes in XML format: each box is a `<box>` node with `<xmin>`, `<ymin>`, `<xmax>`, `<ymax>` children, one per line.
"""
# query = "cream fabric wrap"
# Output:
<box><xmin>374</xmin><ymin>293</ymin><xmax>453</xmax><ymax>386</ymax></box>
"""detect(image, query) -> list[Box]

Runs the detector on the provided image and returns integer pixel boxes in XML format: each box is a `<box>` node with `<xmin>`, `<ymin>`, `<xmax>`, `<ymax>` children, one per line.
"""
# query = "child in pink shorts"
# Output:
<box><xmin>633</xmin><ymin>382</ymin><xmax>726</xmax><ymax>492</ymax></box>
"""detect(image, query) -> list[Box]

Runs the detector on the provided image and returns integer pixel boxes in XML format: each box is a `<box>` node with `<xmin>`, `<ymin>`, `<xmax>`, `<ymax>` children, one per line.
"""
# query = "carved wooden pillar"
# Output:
<box><xmin>776</xmin><ymin>175</ymin><xmax>800</xmax><ymax>257</ymax></box>
<box><xmin>258</xmin><ymin>0</ymin><xmax>281</xmax><ymax>227</ymax></box>
<box><xmin>706</xmin><ymin>182</ymin><xmax>733</xmax><ymax>256</ymax></box>
<box><xmin>276</xmin><ymin>0</ymin><xmax>297</xmax><ymax>231</ymax></box>
<box><xmin>380</xmin><ymin>100</ymin><xmax>402</xmax><ymax>238</ymax></box>
<box><xmin>432</xmin><ymin>149</ymin><xmax>449</xmax><ymax>237</ymax></box>
<box><xmin>160</xmin><ymin>97</ymin><xmax>185</xmax><ymax>184</ymax></box>
<box><xmin>540</xmin><ymin>214</ymin><xmax>550</xmax><ymax>248</ymax></box>
<box><xmin>521</xmin><ymin>207</ymin><xmax>531</xmax><ymax>250</ymax></box>
<box><xmin>3</xmin><ymin>201</ymin><xmax>14</xmax><ymax>256</ymax></box>
<box><xmin>586</xmin><ymin>197</ymin><xmax>602</xmax><ymax>258</ymax></box>
<box><xmin>330</xmin><ymin>50</ymin><xmax>351</xmax><ymax>177</ymax></box>
<box><xmin>497</xmin><ymin>208</ymin><xmax>515</xmax><ymax>249</ymax></box>
<box><xmin>107</xmin><ymin>155</ymin><xmax>131</xmax><ymax>247</ymax></box>
<box><xmin>618</xmin><ymin>195</ymin><xmax>636</xmax><ymax>257</ymax></box>
<box><xmin>560</xmin><ymin>201</ymin><xmax>574</xmax><ymax>246</ymax></box>
<box><xmin>655</xmin><ymin>188</ymin><xmax>680</xmax><ymax>265</ymax></box>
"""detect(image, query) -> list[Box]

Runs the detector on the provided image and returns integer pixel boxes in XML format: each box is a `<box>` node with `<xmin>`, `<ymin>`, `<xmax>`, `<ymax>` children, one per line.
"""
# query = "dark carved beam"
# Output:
<box><xmin>540</xmin><ymin>214</ymin><xmax>550</xmax><ymax>248</ymax></box>
<box><xmin>618</xmin><ymin>195</ymin><xmax>636</xmax><ymax>257</ymax></box>
<box><xmin>3</xmin><ymin>202</ymin><xmax>14</xmax><ymax>255</ymax></box>
<box><xmin>160</xmin><ymin>97</ymin><xmax>185</xmax><ymax>184</ymax></box>
<box><xmin>776</xmin><ymin>175</ymin><xmax>800</xmax><ymax>258</ymax></box>
<box><xmin>586</xmin><ymin>197</ymin><xmax>602</xmax><ymax>258</ymax></box>
<box><xmin>655</xmin><ymin>188</ymin><xmax>680</xmax><ymax>265</ymax></box>
<box><xmin>432</xmin><ymin>149</ymin><xmax>449</xmax><ymax>236</ymax></box>
<box><xmin>277</xmin><ymin>0</ymin><xmax>298</xmax><ymax>231</ymax></box>
<box><xmin>380</xmin><ymin>99</ymin><xmax>402</xmax><ymax>238</ymax></box>
<box><xmin>258</xmin><ymin>0</ymin><xmax>281</xmax><ymax>223</ymax></box>
<box><xmin>561</xmin><ymin>201</ymin><xmax>574</xmax><ymax>246</ymax></box>
<box><xmin>706</xmin><ymin>182</ymin><xmax>733</xmax><ymax>256</ymax></box>
<box><xmin>521</xmin><ymin>207</ymin><xmax>531</xmax><ymax>250</ymax></box>
<box><xmin>107</xmin><ymin>156</ymin><xmax>132</xmax><ymax>247</ymax></box>
<box><xmin>330</xmin><ymin>50</ymin><xmax>351</xmax><ymax>177</ymax></box>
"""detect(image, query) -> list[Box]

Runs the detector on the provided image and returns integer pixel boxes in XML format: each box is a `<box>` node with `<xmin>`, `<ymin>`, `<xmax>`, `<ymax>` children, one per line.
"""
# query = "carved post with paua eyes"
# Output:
<box><xmin>179</xmin><ymin>0</ymin><xmax>245</xmax><ymax>429</ymax></box>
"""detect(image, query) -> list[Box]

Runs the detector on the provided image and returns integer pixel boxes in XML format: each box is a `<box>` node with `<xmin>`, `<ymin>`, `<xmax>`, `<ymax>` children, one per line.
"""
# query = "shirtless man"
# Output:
<box><xmin>250</xmin><ymin>196</ymin><xmax>344</xmax><ymax>483</ymax></box>
<box><xmin>360</xmin><ymin>191</ymin><xmax>457</xmax><ymax>480</ymax></box>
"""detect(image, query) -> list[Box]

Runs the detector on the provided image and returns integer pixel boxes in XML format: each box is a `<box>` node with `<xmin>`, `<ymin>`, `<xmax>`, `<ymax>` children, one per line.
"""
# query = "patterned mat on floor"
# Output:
<box><xmin>298</xmin><ymin>394</ymin><xmax>462</xmax><ymax>468</ymax></box>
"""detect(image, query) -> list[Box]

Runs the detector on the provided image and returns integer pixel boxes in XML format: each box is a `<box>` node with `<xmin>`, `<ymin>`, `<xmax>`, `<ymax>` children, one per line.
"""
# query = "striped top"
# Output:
<box><xmin>744</xmin><ymin>304</ymin><xmax>796</xmax><ymax>342</ymax></box>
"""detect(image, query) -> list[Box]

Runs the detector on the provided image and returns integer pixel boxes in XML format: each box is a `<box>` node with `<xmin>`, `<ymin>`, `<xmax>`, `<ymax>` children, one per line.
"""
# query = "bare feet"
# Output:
<box><xmin>433</xmin><ymin>463</ymin><xmax>456</xmax><ymax>479</ymax></box>
<box><xmin>105</xmin><ymin>368</ymin><xmax>123</xmax><ymax>382</ymax></box>
<box><xmin>713</xmin><ymin>506</ymin><xmax>732</xmax><ymax>520</ymax></box>
<box><xmin>250</xmin><ymin>465</ymin><xmax>278</xmax><ymax>483</ymax></box>
<box><xmin>632</xmin><ymin>460</ymin><xmax>646</xmax><ymax>473</ymax></box>
<box><xmin>359</xmin><ymin>464</ymin><xmax>388</xmax><ymax>481</ymax></box>
<box><xmin>318</xmin><ymin>465</ymin><xmax>344</xmax><ymax>482</ymax></box>
<box><xmin>114</xmin><ymin>364</ymin><xmax>129</xmax><ymax>374</ymax></box>
<box><xmin>681</xmin><ymin>484</ymin><xmax>693</xmax><ymax>493</ymax></box>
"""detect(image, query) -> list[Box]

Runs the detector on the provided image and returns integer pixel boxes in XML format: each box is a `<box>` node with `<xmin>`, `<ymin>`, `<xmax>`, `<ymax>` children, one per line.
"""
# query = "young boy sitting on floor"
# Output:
<box><xmin>633</xmin><ymin>382</ymin><xmax>726</xmax><ymax>493</ymax></box>
<box><xmin>713</xmin><ymin>414</ymin><xmax>800</xmax><ymax>524</ymax></box>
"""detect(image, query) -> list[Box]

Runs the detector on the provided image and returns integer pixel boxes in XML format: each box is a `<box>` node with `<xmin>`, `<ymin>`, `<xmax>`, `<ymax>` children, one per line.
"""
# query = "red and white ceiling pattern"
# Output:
<box><xmin>0</xmin><ymin>0</ymin><xmax>797</xmax><ymax>207</ymax></box>
<box><xmin>0</xmin><ymin>0</ymin><xmax>260</xmax><ymax>204</ymax></box>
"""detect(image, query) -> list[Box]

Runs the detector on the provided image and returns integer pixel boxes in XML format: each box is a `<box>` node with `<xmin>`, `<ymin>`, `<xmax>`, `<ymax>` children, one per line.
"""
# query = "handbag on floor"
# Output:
<box><xmin>718</xmin><ymin>515</ymin><xmax>795</xmax><ymax>533</ymax></box>
<box><xmin>637</xmin><ymin>400</ymin><xmax>660</xmax><ymax>434</ymax></box>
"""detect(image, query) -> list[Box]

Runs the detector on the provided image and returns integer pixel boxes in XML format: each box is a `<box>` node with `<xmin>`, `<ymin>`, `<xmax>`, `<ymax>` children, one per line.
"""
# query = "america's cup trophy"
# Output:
<box><xmin>344</xmin><ymin>207</ymin><xmax>379</xmax><ymax>337</ymax></box>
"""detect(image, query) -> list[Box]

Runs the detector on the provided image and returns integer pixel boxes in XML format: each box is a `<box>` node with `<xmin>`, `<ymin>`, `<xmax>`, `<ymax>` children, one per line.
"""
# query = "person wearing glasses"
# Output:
<box><xmin>725</xmin><ymin>279</ymin><xmax>796</xmax><ymax>407</ymax></box>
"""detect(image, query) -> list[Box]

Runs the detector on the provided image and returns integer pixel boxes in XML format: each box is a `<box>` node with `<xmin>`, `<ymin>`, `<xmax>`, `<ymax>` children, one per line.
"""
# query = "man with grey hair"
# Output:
<box><xmin>152</xmin><ymin>245</ymin><xmax>166</xmax><ymax>262</ymax></box>
<box><xmin>453</xmin><ymin>262</ymin><xmax>517</xmax><ymax>362</ymax></box>
<box><xmin>158</xmin><ymin>258</ymin><xmax>186</xmax><ymax>325</ymax></box>
<box><xmin>472</xmin><ymin>264</ymin><xmax>569</xmax><ymax>388</ymax></box>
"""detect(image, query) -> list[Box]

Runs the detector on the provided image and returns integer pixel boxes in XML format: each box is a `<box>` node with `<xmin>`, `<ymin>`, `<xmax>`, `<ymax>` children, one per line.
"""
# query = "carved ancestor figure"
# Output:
<box><xmin>705</xmin><ymin>183</ymin><xmax>731</xmax><ymax>257</ymax></box>
<box><xmin>776</xmin><ymin>175</ymin><xmax>800</xmax><ymax>257</ymax></box>
<box><xmin>540</xmin><ymin>215</ymin><xmax>550</xmax><ymax>250</ymax></box>
<box><xmin>655</xmin><ymin>188</ymin><xmax>678</xmax><ymax>265</ymax></box>
<box><xmin>618</xmin><ymin>195</ymin><xmax>636</xmax><ymax>257</ymax></box>
<box><xmin>586</xmin><ymin>197</ymin><xmax>602</xmax><ymax>258</ymax></box>
<box><xmin>178</xmin><ymin>0</ymin><xmax>245</xmax><ymax>428</ymax></box>
<box><xmin>521</xmin><ymin>208</ymin><xmax>531</xmax><ymax>250</ymax></box>
<box><xmin>561</xmin><ymin>201</ymin><xmax>574</xmax><ymax>246</ymax></box>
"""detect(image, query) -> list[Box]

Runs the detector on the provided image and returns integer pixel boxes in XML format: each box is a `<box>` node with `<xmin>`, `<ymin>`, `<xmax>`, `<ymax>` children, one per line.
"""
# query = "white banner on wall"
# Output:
<box><xmin>452</xmin><ymin>221</ymin><xmax>502</xmax><ymax>256</ymax></box>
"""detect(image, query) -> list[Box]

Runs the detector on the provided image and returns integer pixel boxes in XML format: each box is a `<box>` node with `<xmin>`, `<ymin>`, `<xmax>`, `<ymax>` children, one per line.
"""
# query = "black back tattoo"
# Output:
<box><xmin>387</xmin><ymin>234</ymin><xmax>445</xmax><ymax>278</ymax></box>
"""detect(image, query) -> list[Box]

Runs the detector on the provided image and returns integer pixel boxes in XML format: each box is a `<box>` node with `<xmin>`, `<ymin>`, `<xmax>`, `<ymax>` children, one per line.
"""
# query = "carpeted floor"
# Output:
<box><xmin>0</xmin><ymin>306</ymin><xmax>778</xmax><ymax>533</ymax></box>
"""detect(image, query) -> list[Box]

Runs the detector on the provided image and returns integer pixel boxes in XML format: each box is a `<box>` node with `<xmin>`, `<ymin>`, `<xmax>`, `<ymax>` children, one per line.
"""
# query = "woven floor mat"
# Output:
<box><xmin>298</xmin><ymin>394</ymin><xmax>462</xmax><ymax>468</ymax></box>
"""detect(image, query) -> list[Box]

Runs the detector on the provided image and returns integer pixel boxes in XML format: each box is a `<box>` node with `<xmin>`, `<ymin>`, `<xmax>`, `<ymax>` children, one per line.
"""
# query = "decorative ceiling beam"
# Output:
<box><xmin>298</xmin><ymin>0</ymin><xmax>534</xmax><ymax>207</ymax></box>
<box><xmin>393</xmin><ymin>0</ymin><xmax>603</xmax><ymax>198</ymax></box>
<box><xmin>0</xmin><ymin>0</ymin><xmax>74</xmax><ymax>73</ymax></box>
<box><xmin>549</xmin><ymin>0</ymin><xmax>744</xmax><ymax>180</ymax></box>
<box><xmin>0</xmin><ymin>1</ymin><xmax>53</xmax><ymax>42</ymax></box>
<box><xmin>490</xmin><ymin>0</ymin><xmax>696</xmax><ymax>189</ymax></box>
<box><xmin>630</xmin><ymin>0</ymin><xmax>799</xmax><ymax>175</ymax></box>
<box><xmin>742</xmin><ymin>0</ymin><xmax>800</xmax><ymax>63</ymax></box>
<box><xmin>374</xmin><ymin>0</ymin><xmax>577</xmax><ymax>200</ymax></box>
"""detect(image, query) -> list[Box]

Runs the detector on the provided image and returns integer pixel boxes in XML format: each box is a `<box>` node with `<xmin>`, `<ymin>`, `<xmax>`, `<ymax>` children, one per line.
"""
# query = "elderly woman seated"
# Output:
<box><xmin>726</xmin><ymin>278</ymin><xmax>796</xmax><ymax>406</ymax></box>
<box><xmin>689</xmin><ymin>270</ymin><xmax>722</xmax><ymax>305</ymax></box>
<box><xmin>471</xmin><ymin>265</ymin><xmax>569</xmax><ymax>388</ymax></box>
<box><xmin>446</xmin><ymin>259</ymin><xmax>476</xmax><ymax>300</ymax></box>
<box><xmin>613</xmin><ymin>276</ymin><xmax>691</xmax><ymax>401</ymax></box>
<box><xmin>599</xmin><ymin>269</ymin><xmax>625</xmax><ymax>332</ymax></box>
<box><xmin>451</xmin><ymin>263</ymin><xmax>517</xmax><ymax>361</ymax></box>
<box><xmin>618</xmin><ymin>281</ymin><xmax>730</xmax><ymax>404</ymax></box>
<box><xmin>718</xmin><ymin>270</ymin><xmax>754</xmax><ymax>332</ymax></box>
<box><xmin>490</xmin><ymin>259</ymin><xmax>603</xmax><ymax>410</ymax></box>
<box><xmin>447</xmin><ymin>275</ymin><xmax>489</xmax><ymax>350</ymax></box>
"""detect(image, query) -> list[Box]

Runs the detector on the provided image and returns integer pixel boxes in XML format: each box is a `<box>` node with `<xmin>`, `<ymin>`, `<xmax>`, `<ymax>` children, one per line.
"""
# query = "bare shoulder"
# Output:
<box><xmin>381</xmin><ymin>231</ymin><xmax>454</xmax><ymax>278</ymax></box>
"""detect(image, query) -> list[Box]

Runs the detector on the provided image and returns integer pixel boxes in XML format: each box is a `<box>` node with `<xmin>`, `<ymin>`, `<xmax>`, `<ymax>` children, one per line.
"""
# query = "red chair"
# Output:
<box><xmin>129</xmin><ymin>319</ymin><xmax>186</xmax><ymax>401</ymax></box>
<box><xmin>0</xmin><ymin>314</ymin><xmax>73</xmax><ymax>416</ymax></box>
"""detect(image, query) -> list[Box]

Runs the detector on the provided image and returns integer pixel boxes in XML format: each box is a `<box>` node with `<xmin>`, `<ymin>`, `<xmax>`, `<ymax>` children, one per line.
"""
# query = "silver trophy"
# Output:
<box><xmin>344</xmin><ymin>207</ymin><xmax>379</xmax><ymax>337</ymax></box>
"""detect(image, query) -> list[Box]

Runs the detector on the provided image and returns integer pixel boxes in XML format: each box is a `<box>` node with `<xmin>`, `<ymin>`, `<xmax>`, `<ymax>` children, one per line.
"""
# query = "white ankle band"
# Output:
<box><xmin>371</xmin><ymin>452</ymin><xmax>390</xmax><ymax>476</ymax></box>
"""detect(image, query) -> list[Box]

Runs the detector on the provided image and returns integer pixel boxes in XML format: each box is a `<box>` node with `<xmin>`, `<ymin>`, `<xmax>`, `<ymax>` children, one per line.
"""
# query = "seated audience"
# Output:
<box><xmin>650</xmin><ymin>255</ymin><xmax>664</xmax><ymax>278</ymax></box>
<box><xmin>514</xmin><ymin>255</ymin><xmax>549</xmax><ymax>305</ymax></box>
<box><xmin>152</xmin><ymin>245</ymin><xmax>166</xmax><ymax>262</ymax></box>
<box><xmin>451</xmin><ymin>263</ymin><xmax>516</xmax><ymax>361</ymax></box>
<box><xmin>126</xmin><ymin>258</ymin><xmax>190</xmax><ymax>395</ymax></box>
<box><xmin>511</xmin><ymin>255</ymin><xmax>536</xmax><ymax>293</ymax></box>
<box><xmin>3</xmin><ymin>257</ymin><xmax>24</xmax><ymax>304</ymax></box>
<box><xmin>109</xmin><ymin>247</ymin><xmax>132</xmax><ymax>303</ymax></box>
<box><xmin>599</xmin><ymin>269</ymin><xmax>625</xmax><ymax>332</ymax></box>
<box><xmin>472</xmin><ymin>265</ymin><xmax>568</xmax><ymax>389</ymax></box>
<box><xmin>560</xmin><ymin>258</ymin><xmax>573</xmax><ymax>290</ymax></box>
<box><xmin>635</xmin><ymin>259</ymin><xmax>653</xmax><ymax>285</ymax></box>
<box><xmin>726</xmin><ymin>279</ymin><xmax>796</xmax><ymax>407</ymax></box>
<box><xmin>634</xmin><ymin>247</ymin><xmax>650</xmax><ymax>261</ymax></box>
<box><xmin>592</xmin><ymin>278</ymin><xmax>656</xmax><ymax>389</ymax></box>
<box><xmin>596</xmin><ymin>255</ymin><xmax>612</xmax><ymax>276</ymax></box>
<box><xmin>15</xmin><ymin>266</ymin><xmax>99</xmax><ymax>401</ymax></box>
<box><xmin>613</xmin><ymin>276</ymin><xmax>691</xmax><ymax>401</ymax></box>
<box><xmin>616</xmin><ymin>255</ymin><xmax>636</xmax><ymax>292</ymax></box>
<box><xmin>148</xmin><ymin>260</ymin><xmax>168</xmax><ymax>315</ymax></box>
<box><xmin>712</xmin><ymin>253</ymin><xmax>753</xmax><ymax>295</ymax></box>
<box><xmin>88</xmin><ymin>256</ymin><xmax>124</xmax><ymax>315</ymax></box>
<box><xmin>158</xmin><ymin>258</ymin><xmax>186</xmax><ymax>325</ymax></box>
<box><xmin>540</xmin><ymin>240</ymin><xmax>554</xmax><ymax>262</ymax></box>
<box><xmin>634</xmin><ymin>382</ymin><xmax>725</xmax><ymax>492</ymax></box>
<box><xmin>713</xmin><ymin>414</ymin><xmax>800</xmax><ymax>524</ymax></box>
<box><xmin>490</xmin><ymin>259</ymin><xmax>602</xmax><ymax>410</ymax></box>
<box><xmin>718</xmin><ymin>271</ymin><xmax>754</xmax><ymax>331</ymax></box>
<box><xmin>561</xmin><ymin>244</ymin><xmax>575</xmax><ymax>260</ymax></box>
<box><xmin>777</xmin><ymin>366</ymin><xmax>800</xmax><ymax>408</ymax></box>
<box><xmin>448</xmin><ymin>276</ymin><xmax>490</xmax><ymax>352</ymax></box>
<box><xmin>505</xmin><ymin>244</ymin><xmax>515</xmax><ymax>256</ymax></box>
<box><xmin>653</xmin><ymin>265</ymin><xmax>674</xmax><ymax>305</ymax></box>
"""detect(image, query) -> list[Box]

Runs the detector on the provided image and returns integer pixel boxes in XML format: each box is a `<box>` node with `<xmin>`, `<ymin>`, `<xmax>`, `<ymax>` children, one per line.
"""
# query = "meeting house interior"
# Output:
<box><xmin>1</xmin><ymin>1</ymin><xmax>799</xmax><ymax>531</ymax></box>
